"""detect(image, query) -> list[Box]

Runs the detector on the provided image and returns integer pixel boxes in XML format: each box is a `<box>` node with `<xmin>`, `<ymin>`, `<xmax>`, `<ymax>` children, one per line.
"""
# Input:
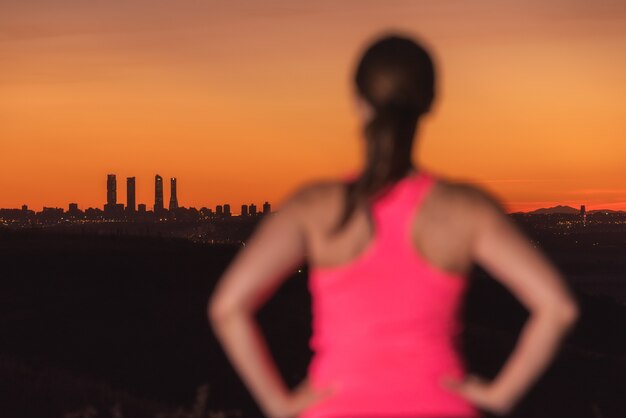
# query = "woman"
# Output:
<box><xmin>208</xmin><ymin>31</ymin><xmax>580</xmax><ymax>418</ymax></box>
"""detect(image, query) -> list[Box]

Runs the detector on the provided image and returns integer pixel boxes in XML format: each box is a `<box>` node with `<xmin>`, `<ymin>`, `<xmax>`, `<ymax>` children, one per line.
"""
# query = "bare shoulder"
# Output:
<box><xmin>275</xmin><ymin>178</ymin><xmax>342</xmax><ymax>226</ymax></box>
<box><xmin>433</xmin><ymin>175</ymin><xmax>507</xmax><ymax>222</ymax></box>
<box><xmin>426</xmin><ymin>175</ymin><xmax>528</xmax><ymax>276</ymax></box>
<box><xmin>427</xmin><ymin>174</ymin><xmax>514</xmax><ymax>249</ymax></box>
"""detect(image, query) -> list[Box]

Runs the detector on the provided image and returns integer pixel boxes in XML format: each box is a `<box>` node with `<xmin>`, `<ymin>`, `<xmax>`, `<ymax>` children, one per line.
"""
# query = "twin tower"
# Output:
<box><xmin>154</xmin><ymin>174</ymin><xmax>178</xmax><ymax>212</ymax></box>
<box><xmin>106</xmin><ymin>174</ymin><xmax>178</xmax><ymax>213</ymax></box>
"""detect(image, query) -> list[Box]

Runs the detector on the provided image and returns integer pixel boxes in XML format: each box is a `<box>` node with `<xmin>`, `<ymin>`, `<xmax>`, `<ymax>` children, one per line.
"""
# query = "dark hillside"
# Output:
<box><xmin>0</xmin><ymin>230</ymin><xmax>624</xmax><ymax>417</ymax></box>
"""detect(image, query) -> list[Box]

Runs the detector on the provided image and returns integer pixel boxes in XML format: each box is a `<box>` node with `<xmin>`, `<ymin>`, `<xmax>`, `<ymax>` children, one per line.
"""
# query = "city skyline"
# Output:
<box><xmin>90</xmin><ymin>173</ymin><xmax>269</xmax><ymax>216</ymax></box>
<box><xmin>5</xmin><ymin>168</ymin><xmax>624</xmax><ymax>213</ymax></box>
<box><xmin>2</xmin><ymin>172</ymin><xmax>624</xmax><ymax>216</ymax></box>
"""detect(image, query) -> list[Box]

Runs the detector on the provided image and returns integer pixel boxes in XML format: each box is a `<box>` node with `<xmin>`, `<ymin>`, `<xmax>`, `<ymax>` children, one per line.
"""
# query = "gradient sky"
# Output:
<box><xmin>2</xmin><ymin>0</ymin><xmax>626</xmax><ymax>213</ymax></box>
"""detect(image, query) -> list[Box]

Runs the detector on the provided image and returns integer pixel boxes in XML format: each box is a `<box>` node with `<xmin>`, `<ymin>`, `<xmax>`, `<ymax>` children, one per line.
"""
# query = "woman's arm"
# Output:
<box><xmin>446</xmin><ymin>186</ymin><xmax>580</xmax><ymax>415</ymax></box>
<box><xmin>207</xmin><ymin>184</ymin><xmax>335</xmax><ymax>418</ymax></box>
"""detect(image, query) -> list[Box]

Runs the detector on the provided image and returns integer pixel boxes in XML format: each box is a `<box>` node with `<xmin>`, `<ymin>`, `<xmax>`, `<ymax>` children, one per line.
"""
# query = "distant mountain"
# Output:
<box><xmin>529</xmin><ymin>205</ymin><xmax>580</xmax><ymax>214</ymax></box>
<box><xmin>588</xmin><ymin>209</ymin><xmax>626</xmax><ymax>214</ymax></box>
<box><xmin>522</xmin><ymin>206</ymin><xmax>626</xmax><ymax>215</ymax></box>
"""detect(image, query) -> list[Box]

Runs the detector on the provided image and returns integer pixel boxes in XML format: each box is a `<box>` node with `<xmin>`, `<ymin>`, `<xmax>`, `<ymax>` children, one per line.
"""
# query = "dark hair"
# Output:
<box><xmin>329</xmin><ymin>31</ymin><xmax>437</xmax><ymax>236</ymax></box>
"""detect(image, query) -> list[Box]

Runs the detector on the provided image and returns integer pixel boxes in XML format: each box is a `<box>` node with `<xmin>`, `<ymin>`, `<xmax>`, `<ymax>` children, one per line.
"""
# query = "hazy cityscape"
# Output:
<box><xmin>0</xmin><ymin>174</ymin><xmax>276</xmax><ymax>243</ymax></box>
<box><xmin>0</xmin><ymin>173</ymin><xmax>272</xmax><ymax>221</ymax></box>
<box><xmin>1</xmin><ymin>174</ymin><xmax>625</xmax><ymax>241</ymax></box>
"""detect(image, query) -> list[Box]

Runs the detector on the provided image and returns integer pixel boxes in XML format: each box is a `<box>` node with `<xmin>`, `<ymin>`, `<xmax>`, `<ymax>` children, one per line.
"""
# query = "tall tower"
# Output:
<box><xmin>154</xmin><ymin>175</ymin><xmax>164</xmax><ymax>212</ymax></box>
<box><xmin>169</xmin><ymin>177</ymin><xmax>179</xmax><ymax>210</ymax></box>
<box><xmin>126</xmin><ymin>177</ymin><xmax>136</xmax><ymax>212</ymax></box>
<box><xmin>580</xmin><ymin>204</ymin><xmax>586</xmax><ymax>225</ymax></box>
<box><xmin>107</xmin><ymin>174</ymin><xmax>117</xmax><ymax>206</ymax></box>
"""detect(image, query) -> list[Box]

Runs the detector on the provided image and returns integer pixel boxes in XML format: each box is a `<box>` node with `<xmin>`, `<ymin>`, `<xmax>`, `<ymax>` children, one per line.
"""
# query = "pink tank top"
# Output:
<box><xmin>300</xmin><ymin>169</ymin><xmax>482</xmax><ymax>418</ymax></box>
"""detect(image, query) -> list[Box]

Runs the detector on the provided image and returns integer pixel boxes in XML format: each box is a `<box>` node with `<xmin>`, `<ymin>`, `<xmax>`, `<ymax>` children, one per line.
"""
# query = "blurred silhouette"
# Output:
<box><xmin>208</xmin><ymin>30</ymin><xmax>580</xmax><ymax>418</ymax></box>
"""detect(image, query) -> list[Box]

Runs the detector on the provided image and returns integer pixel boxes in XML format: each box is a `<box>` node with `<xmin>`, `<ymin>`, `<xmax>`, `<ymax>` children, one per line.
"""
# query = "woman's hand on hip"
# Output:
<box><xmin>440</xmin><ymin>373</ymin><xmax>514</xmax><ymax>416</ymax></box>
<box><xmin>266</xmin><ymin>377</ymin><xmax>338</xmax><ymax>418</ymax></box>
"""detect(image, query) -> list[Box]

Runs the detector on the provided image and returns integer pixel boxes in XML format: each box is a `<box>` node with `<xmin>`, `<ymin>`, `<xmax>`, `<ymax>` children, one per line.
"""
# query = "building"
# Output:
<box><xmin>41</xmin><ymin>207</ymin><xmax>64</xmax><ymax>220</ymax></box>
<box><xmin>169</xmin><ymin>177</ymin><xmax>179</xmax><ymax>210</ymax></box>
<box><xmin>107</xmin><ymin>174</ymin><xmax>116</xmax><ymax>205</ymax></box>
<box><xmin>216</xmin><ymin>205</ymin><xmax>223</xmax><ymax>216</ymax></box>
<box><xmin>138</xmin><ymin>203</ymin><xmax>147</xmax><ymax>214</ymax></box>
<box><xmin>249</xmin><ymin>203</ymin><xmax>257</xmax><ymax>216</ymax></box>
<box><xmin>104</xmin><ymin>174</ymin><xmax>117</xmax><ymax>213</ymax></box>
<box><xmin>68</xmin><ymin>203</ymin><xmax>81</xmax><ymax>218</ymax></box>
<box><xmin>127</xmin><ymin>177</ymin><xmax>136</xmax><ymax>212</ymax></box>
<box><xmin>581</xmin><ymin>204</ymin><xmax>586</xmax><ymax>225</ymax></box>
<box><xmin>154</xmin><ymin>175</ymin><xmax>164</xmax><ymax>213</ymax></box>
<box><xmin>241</xmin><ymin>204</ymin><xmax>248</xmax><ymax>217</ymax></box>
<box><xmin>224</xmin><ymin>204</ymin><xmax>231</xmax><ymax>216</ymax></box>
<box><xmin>262</xmin><ymin>201</ymin><xmax>271</xmax><ymax>214</ymax></box>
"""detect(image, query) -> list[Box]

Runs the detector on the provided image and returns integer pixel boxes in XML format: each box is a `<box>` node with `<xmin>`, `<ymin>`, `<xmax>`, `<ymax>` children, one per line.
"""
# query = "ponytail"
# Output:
<box><xmin>329</xmin><ymin>101</ymin><xmax>420</xmax><ymax>236</ymax></box>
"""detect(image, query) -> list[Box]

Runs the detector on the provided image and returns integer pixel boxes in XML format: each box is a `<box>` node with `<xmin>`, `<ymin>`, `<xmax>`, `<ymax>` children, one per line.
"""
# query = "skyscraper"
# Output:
<box><xmin>107</xmin><ymin>174</ymin><xmax>116</xmax><ymax>206</ymax></box>
<box><xmin>581</xmin><ymin>204</ymin><xmax>586</xmax><ymax>225</ymax></box>
<box><xmin>169</xmin><ymin>177</ymin><xmax>179</xmax><ymax>210</ymax></box>
<box><xmin>126</xmin><ymin>177</ymin><xmax>136</xmax><ymax>212</ymax></box>
<box><xmin>154</xmin><ymin>175</ymin><xmax>164</xmax><ymax>212</ymax></box>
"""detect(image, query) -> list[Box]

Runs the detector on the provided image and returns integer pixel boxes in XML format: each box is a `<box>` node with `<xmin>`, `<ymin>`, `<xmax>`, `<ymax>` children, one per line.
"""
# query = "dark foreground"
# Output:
<box><xmin>0</xmin><ymin>229</ymin><xmax>624</xmax><ymax>418</ymax></box>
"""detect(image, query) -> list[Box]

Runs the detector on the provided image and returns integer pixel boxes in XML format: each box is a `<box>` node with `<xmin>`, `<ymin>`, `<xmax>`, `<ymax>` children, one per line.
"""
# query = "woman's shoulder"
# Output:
<box><xmin>431</xmin><ymin>173</ymin><xmax>508</xmax><ymax>221</ymax></box>
<box><xmin>275</xmin><ymin>177</ymin><xmax>345</xmax><ymax>223</ymax></box>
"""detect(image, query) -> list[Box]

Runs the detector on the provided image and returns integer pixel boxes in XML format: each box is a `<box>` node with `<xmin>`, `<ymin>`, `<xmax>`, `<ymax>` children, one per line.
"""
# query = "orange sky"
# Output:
<box><xmin>2</xmin><ymin>1</ymin><xmax>626</xmax><ymax>213</ymax></box>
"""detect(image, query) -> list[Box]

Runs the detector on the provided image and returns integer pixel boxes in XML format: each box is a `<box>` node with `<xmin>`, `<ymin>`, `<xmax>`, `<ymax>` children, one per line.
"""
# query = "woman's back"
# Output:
<box><xmin>300</xmin><ymin>168</ymin><xmax>482</xmax><ymax>418</ymax></box>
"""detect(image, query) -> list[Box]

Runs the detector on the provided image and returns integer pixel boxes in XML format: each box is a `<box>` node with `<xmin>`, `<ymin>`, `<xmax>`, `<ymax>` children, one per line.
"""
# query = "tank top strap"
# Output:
<box><xmin>370</xmin><ymin>169</ymin><xmax>436</xmax><ymax>251</ymax></box>
<box><xmin>340</xmin><ymin>169</ymin><xmax>437</xmax><ymax>253</ymax></box>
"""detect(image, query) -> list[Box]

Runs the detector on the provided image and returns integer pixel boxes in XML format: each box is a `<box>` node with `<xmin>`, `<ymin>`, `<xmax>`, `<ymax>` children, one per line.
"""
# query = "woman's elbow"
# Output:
<box><xmin>552</xmin><ymin>298</ymin><xmax>580</xmax><ymax>328</ymax></box>
<box><xmin>560</xmin><ymin>299</ymin><xmax>580</xmax><ymax>325</ymax></box>
<box><xmin>207</xmin><ymin>295</ymin><xmax>249</xmax><ymax>324</ymax></box>
<box><xmin>207</xmin><ymin>296</ymin><xmax>231</xmax><ymax>323</ymax></box>
<box><xmin>534</xmin><ymin>296</ymin><xmax>580</xmax><ymax>328</ymax></box>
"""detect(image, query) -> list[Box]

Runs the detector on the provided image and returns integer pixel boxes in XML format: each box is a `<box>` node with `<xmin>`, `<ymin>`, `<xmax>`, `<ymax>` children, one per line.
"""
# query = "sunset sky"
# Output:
<box><xmin>2</xmin><ymin>1</ymin><xmax>625</xmax><ymax>213</ymax></box>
